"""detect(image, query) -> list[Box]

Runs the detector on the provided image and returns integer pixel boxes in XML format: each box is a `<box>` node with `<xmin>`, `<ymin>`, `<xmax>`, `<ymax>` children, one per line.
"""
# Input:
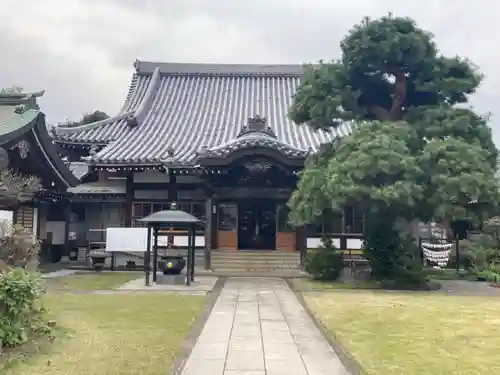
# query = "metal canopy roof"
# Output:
<box><xmin>138</xmin><ymin>209</ymin><xmax>202</xmax><ymax>226</ymax></box>
<box><xmin>52</xmin><ymin>61</ymin><xmax>355</xmax><ymax>167</ymax></box>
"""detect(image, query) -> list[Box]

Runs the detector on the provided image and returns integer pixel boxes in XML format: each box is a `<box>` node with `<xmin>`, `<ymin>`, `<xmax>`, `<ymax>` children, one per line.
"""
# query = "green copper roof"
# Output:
<box><xmin>0</xmin><ymin>106</ymin><xmax>38</xmax><ymax>137</ymax></box>
<box><xmin>0</xmin><ymin>90</ymin><xmax>44</xmax><ymax>144</ymax></box>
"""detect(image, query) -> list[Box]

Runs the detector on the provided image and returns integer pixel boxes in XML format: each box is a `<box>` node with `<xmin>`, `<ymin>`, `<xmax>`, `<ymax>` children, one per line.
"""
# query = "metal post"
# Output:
<box><xmin>455</xmin><ymin>234</ymin><xmax>460</xmax><ymax>272</ymax></box>
<box><xmin>418</xmin><ymin>237</ymin><xmax>424</xmax><ymax>266</ymax></box>
<box><xmin>64</xmin><ymin>202</ymin><xmax>71</xmax><ymax>262</ymax></box>
<box><xmin>298</xmin><ymin>225</ymin><xmax>307</xmax><ymax>270</ymax></box>
<box><xmin>145</xmin><ymin>226</ymin><xmax>151</xmax><ymax>286</ymax></box>
<box><xmin>153</xmin><ymin>227</ymin><xmax>158</xmax><ymax>283</ymax></box>
<box><xmin>204</xmin><ymin>196</ymin><xmax>212</xmax><ymax>270</ymax></box>
<box><xmin>191</xmin><ymin>227</ymin><xmax>196</xmax><ymax>282</ymax></box>
<box><xmin>186</xmin><ymin>227</ymin><xmax>192</xmax><ymax>286</ymax></box>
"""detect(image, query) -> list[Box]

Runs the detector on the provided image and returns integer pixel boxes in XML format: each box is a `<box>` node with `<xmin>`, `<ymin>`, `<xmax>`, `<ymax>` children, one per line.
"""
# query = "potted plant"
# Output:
<box><xmin>69</xmin><ymin>247</ymin><xmax>79</xmax><ymax>261</ymax></box>
<box><xmin>125</xmin><ymin>260</ymin><xmax>136</xmax><ymax>269</ymax></box>
<box><xmin>88</xmin><ymin>250</ymin><xmax>107</xmax><ymax>271</ymax></box>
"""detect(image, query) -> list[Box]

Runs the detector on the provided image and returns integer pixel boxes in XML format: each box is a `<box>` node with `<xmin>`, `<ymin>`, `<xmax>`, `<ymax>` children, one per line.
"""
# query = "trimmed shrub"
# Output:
<box><xmin>0</xmin><ymin>222</ymin><xmax>40</xmax><ymax>270</ymax></box>
<box><xmin>305</xmin><ymin>237</ymin><xmax>344</xmax><ymax>280</ymax></box>
<box><xmin>0</xmin><ymin>269</ymin><xmax>48</xmax><ymax>348</ymax></box>
<box><xmin>364</xmin><ymin>213</ymin><xmax>427</xmax><ymax>288</ymax></box>
<box><xmin>476</xmin><ymin>270</ymin><xmax>500</xmax><ymax>283</ymax></box>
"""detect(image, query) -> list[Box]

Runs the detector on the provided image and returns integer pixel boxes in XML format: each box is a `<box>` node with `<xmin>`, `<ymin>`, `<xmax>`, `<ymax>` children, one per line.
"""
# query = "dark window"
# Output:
<box><xmin>218</xmin><ymin>203</ymin><xmax>237</xmax><ymax>231</ymax></box>
<box><xmin>344</xmin><ymin>206</ymin><xmax>363</xmax><ymax>234</ymax></box>
<box><xmin>307</xmin><ymin>222</ymin><xmax>323</xmax><ymax>236</ymax></box>
<box><xmin>16</xmin><ymin>206</ymin><xmax>34</xmax><ymax>232</ymax></box>
<box><xmin>47</xmin><ymin>205</ymin><xmax>66</xmax><ymax>221</ymax></box>
<box><xmin>71</xmin><ymin>204</ymin><xmax>86</xmax><ymax>222</ymax></box>
<box><xmin>132</xmin><ymin>203</ymin><xmax>153</xmax><ymax>227</ymax></box>
<box><xmin>178</xmin><ymin>202</ymin><xmax>191</xmax><ymax>213</ymax></box>
<box><xmin>307</xmin><ymin>206</ymin><xmax>364</xmax><ymax>235</ymax></box>
<box><xmin>323</xmin><ymin>210</ymin><xmax>342</xmax><ymax>234</ymax></box>
<box><xmin>277</xmin><ymin>204</ymin><xmax>292</xmax><ymax>232</ymax></box>
<box><xmin>133</xmin><ymin>203</ymin><xmax>143</xmax><ymax>218</ymax></box>
<box><xmin>192</xmin><ymin>203</ymin><xmax>205</xmax><ymax>222</ymax></box>
<box><xmin>152</xmin><ymin>203</ymin><xmax>163</xmax><ymax>213</ymax></box>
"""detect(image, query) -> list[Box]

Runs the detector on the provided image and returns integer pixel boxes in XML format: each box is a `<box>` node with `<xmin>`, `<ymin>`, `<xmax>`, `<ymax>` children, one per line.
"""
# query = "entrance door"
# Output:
<box><xmin>238</xmin><ymin>202</ymin><xmax>276</xmax><ymax>250</ymax></box>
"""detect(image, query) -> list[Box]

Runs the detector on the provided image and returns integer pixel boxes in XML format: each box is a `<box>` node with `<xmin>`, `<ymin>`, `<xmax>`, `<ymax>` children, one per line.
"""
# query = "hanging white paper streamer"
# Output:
<box><xmin>421</xmin><ymin>242</ymin><xmax>453</xmax><ymax>267</ymax></box>
<box><xmin>421</xmin><ymin>242</ymin><xmax>453</xmax><ymax>250</ymax></box>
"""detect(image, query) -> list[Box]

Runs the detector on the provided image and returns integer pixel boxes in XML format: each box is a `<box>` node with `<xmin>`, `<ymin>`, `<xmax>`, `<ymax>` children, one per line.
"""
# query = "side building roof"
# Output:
<box><xmin>0</xmin><ymin>90</ymin><xmax>79</xmax><ymax>188</ymax></box>
<box><xmin>53</xmin><ymin>60</ymin><xmax>355</xmax><ymax>167</ymax></box>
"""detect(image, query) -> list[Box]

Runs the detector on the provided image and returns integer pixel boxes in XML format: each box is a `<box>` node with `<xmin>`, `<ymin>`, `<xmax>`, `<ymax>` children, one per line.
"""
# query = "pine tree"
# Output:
<box><xmin>288</xmin><ymin>15</ymin><xmax>499</xmax><ymax>281</ymax></box>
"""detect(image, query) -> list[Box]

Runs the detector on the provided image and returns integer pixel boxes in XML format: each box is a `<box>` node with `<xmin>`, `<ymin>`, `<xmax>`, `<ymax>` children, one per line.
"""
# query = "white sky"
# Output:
<box><xmin>1</xmin><ymin>0</ymin><xmax>499</xmax><ymax>143</ymax></box>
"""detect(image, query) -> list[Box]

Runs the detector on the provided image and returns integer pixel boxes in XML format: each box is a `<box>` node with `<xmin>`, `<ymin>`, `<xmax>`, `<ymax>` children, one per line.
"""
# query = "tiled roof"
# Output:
<box><xmin>66</xmin><ymin>179</ymin><xmax>125</xmax><ymax>195</ymax></box>
<box><xmin>0</xmin><ymin>90</ymin><xmax>80</xmax><ymax>187</ymax></box>
<box><xmin>53</xmin><ymin>74</ymin><xmax>152</xmax><ymax>144</ymax></box>
<box><xmin>55</xmin><ymin>61</ymin><xmax>355</xmax><ymax>166</ymax></box>
<box><xmin>0</xmin><ymin>91</ymin><xmax>41</xmax><ymax>144</ymax></box>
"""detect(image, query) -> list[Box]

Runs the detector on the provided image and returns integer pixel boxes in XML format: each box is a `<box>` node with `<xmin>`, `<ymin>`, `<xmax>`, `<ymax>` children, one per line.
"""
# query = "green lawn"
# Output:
<box><xmin>43</xmin><ymin>272</ymin><xmax>142</xmax><ymax>291</ymax></box>
<box><xmin>292</xmin><ymin>278</ymin><xmax>382</xmax><ymax>291</ymax></box>
<box><xmin>422</xmin><ymin>268</ymin><xmax>476</xmax><ymax>281</ymax></box>
<box><xmin>292</xmin><ymin>268</ymin><xmax>477</xmax><ymax>292</ymax></box>
<box><xmin>305</xmin><ymin>291</ymin><xmax>500</xmax><ymax>375</ymax></box>
<box><xmin>2</xmin><ymin>293</ymin><xmax>206</xmax><ymax>375</ymax></box>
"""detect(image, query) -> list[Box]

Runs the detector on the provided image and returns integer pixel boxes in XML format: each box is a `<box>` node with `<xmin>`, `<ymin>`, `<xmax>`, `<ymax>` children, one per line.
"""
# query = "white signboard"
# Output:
<box><xmin>105</xmin><ymin>227</ymin><xmax>204</xmax><ymax>252</ymax></box>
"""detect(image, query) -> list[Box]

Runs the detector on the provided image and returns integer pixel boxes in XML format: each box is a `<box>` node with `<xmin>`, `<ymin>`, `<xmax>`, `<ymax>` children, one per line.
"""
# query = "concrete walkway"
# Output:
<box><xmin>181</xmin><ymin>278</ymin><xmax>349</xmax><ymax>375</ymax></box>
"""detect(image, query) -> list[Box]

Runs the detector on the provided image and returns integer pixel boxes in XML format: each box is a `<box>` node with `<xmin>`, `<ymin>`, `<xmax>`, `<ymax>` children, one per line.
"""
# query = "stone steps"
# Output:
<box><xmin>211</xmin><ymin>251</ymin><xmax>301</xmax><ymax>274</ymax></box>
<box><xmin>201</xmin><ymin>269</ymin><xmax>306</xmax><ymax>278</ymax></box>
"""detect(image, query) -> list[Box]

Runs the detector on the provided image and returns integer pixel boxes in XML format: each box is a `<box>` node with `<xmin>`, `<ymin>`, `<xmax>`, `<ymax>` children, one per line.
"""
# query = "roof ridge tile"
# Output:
<box><xmin>126</xmin><ymin>67</ymin><xmax>161</xmax><ymax>126</ymax></box>
<box><xmin>134</xmin><ymin>60</ymin><xmax>305</xmax><ymax>77</ymax></box>
<box><xmin>54</xmin><ymin>111</ymin><xmax>134</xmax><ymax>136</ymax></box>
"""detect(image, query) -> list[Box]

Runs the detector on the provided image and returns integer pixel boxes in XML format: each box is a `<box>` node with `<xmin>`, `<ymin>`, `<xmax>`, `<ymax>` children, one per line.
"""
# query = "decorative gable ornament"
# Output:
<box><xmin>127</xmin><ymin>116</ymin><xmax>138</xmax><ymax>128</ymax></box>
<box><xmin>237</xmin><ymin>115</ymin><xmax>277</xmax><ymax>138</ymax></box>
<box><xmin>10</xmin><ymin>140</ymin><xmax>30</xmax><ymax>159</ymax></box>
<box><xmin>196</xmin><ymin>114</ymin><xmax>309</xmax><ymax>161</ymax></box>
<box><xmin>89</xmin><ymin>144</ymin><xmax>98</xmax><ymax>157</ymax></box>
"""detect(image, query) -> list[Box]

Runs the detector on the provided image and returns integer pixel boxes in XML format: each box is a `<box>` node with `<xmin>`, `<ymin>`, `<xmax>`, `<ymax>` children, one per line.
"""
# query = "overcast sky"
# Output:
<box><xmin>1</xmin><ymin>0</ymin><xmax>499</xmax><ymax>143</ymax></box>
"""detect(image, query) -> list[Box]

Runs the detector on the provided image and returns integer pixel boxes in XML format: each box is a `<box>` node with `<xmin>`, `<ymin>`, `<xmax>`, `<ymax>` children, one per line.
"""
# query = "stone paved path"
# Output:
<box><xmin>40</xmin><ymin>269</ymin><xmax>77</xmax><ymax>279</ymax></box>
<box><xmin>181</xmin><ymin>278</ymin><xmax>349</xmax><ymax>375</ymax></box>
<box><xmin>438</xmin><ymin>280</ymin><xmax>500</xmax><ymax>296</ymax></box>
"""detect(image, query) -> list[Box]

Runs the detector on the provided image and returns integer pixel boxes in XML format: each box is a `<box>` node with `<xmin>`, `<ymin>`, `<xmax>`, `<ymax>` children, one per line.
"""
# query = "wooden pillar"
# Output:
<box><xmin>145</xmin><ymin>226</ymin><xmax>151</xmax><ymax>286</ymax></box>
<box><xmin>12</xmin><ymin>205</ymin><xmax>18</xmax><ymax>225</ymax></box>
<box><xmin>296</xmin><ymin>226</ymin><xmax>307</xmax><ymax>269</ymax></box>
<box><xmin>35</xmin><ymin>202</ymin><xmax>42</xmax><ymax>239</ymax></box>
<box><xmin>124</xmin><ymin>173</ymin><xmax>133</xmax><ymax>227</ymax></box>
<box><xmin>63</xmin><ymin>201</ymin><xmax>71</xmax><ymax>257</ymax></box>
<box><xmin>211</xmin><ymin>200</ymin><xmax>218</xmax><ymax>249</ymax></box>
<box><xmin>204</xmin><ymin>195</ymin><xmax>213</xmax><ymax>270</ymax></box>
<box><xmin>186</xmin><ymin>226</ymin><xmax>192</xmax><ymax>286</ymax></box>
<box><xmin>33</xmin><ymin>205</ymin><xmax>39</xmax><ymax>238</ymax></box>
<box><xmin>168</xmin><ymin>170</ymin><xmax>177</xmax><ymax>202</ymax></box>
<box><xmin>153</xmin><ymin>227</ymin><xmax>159</xmax><ymax>282</ymax></box>
<box><xmin>191</xmin><ymin>228</ymin><xmax>196</xmax><ymax>281</ymax></box>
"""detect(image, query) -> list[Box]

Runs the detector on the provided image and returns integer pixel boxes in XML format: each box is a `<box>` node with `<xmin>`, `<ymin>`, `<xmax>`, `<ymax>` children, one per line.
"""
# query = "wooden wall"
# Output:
<box><xmin>217</xmin><ymin>231</ymin><xmax>237</xmax><ymax>251</ymax></box>
<box><xmin>276</xmin><ymin>232</ymin><xmax>296</xmax><ymax>252</ymax></box>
